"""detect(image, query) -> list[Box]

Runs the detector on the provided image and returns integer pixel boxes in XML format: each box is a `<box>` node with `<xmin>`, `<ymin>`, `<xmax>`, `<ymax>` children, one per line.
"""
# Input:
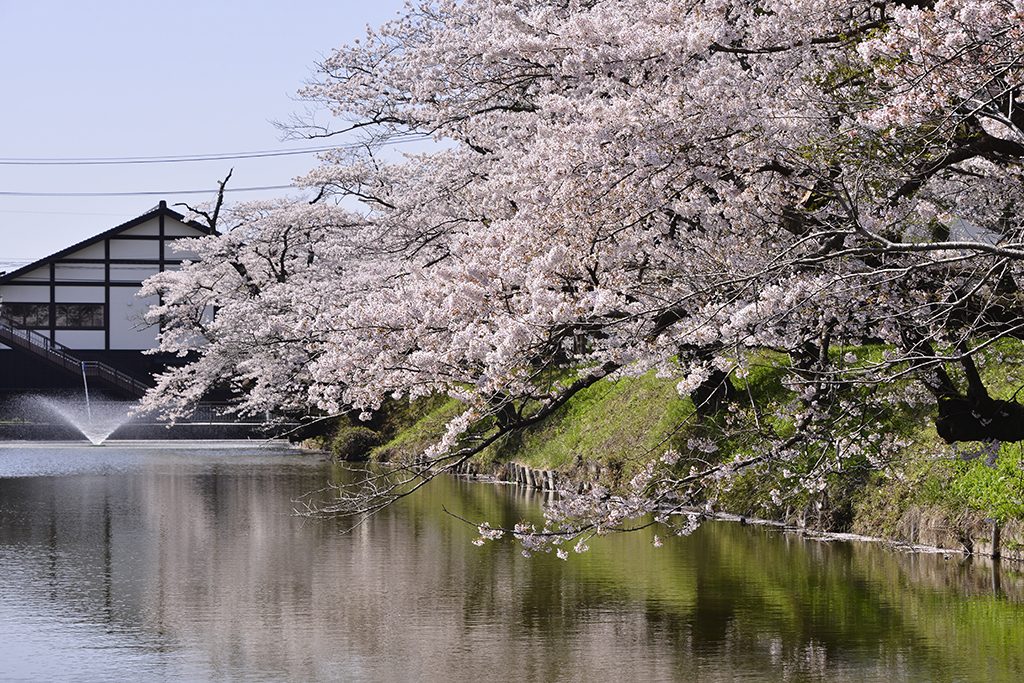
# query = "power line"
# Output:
<box><xmin>0</xmin><ymin>209</ymin><xmax>130</xmax><ymax>216</ymax></box>
<box><xmin>0</xmin><ymin>146</ymin><xmax>337</xmax><ymax>165</ymax></box>
<box><xmin>0</xmin><ymin>184</ymin><xmax>295</xmax><ymax>198</ymax></box>
<box><xmin>0</xmin><ymin>134</ymin><xmax>430</xmax><ymax>166</ymax></box>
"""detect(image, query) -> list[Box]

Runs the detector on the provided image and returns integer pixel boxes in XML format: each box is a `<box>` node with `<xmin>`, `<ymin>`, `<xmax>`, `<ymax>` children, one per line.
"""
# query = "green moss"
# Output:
<box><xmin>330</xmin><ymin>426</ymin><xmax>383</xmax><ymax>461</ymax></box>
<box><xmin>370</xmin><ymin>395</ymin><xmax>465</xmax><ymax>461</ymax></box>
<box><xmin>478</xmin><ymin>371</ymin><xmax>695</xmax><ymax>477</ymax></box>
<box><xmin>349</xmin><ymin>340</ymin><xmax>1024</xmax><ymax>534</ymax></box>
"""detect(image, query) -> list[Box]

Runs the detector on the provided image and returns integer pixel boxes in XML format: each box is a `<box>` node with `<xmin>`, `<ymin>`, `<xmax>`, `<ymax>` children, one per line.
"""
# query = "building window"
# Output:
<box><xmin>55</xmin><ymin>303</ymin><xmax>105</xmax><ymax>329</ymax></box>
<box><xmin>1</xmin><ymin>303</ymin><xmax>49</xmax><ymax>328</ymax></box>
<box><xmin>0</xmin><ymin>302</ymin><xmax>106</xmax><ymax>329</ymax></box>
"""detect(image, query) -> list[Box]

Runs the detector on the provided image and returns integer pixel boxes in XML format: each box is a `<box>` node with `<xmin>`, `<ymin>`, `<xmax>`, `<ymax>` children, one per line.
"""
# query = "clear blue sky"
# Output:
<box><xmin>0</xmin><ymin>0</ymin><xmax>408</xmax><ymax>261</ymax></box>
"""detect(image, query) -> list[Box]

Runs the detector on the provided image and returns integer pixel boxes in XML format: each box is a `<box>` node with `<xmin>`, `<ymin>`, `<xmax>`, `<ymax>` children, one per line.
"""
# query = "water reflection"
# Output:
<box><xmin>0</xmin><ymin>445</ymin><xmax>1022</xmax><ymax>682</ymax></box>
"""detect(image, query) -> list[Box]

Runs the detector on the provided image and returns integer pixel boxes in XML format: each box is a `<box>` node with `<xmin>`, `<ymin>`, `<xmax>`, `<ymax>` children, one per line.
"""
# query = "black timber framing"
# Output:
<box><xmin>105</xmin><ymin>238</ymin><xmax>111</xmax><ymax>349</ymax></box>
<box><xmin>0</xmin><ymin>200</ymin><xmax>216</xmax><ymax>390</ymax></box>
<box><xmin>159</xmin><ymin>210</ymin><xmax>165</xmax><ymax>268</ymax></box>
<box><xmin>48</xmin><ymin>263</ymin><xmax>56</xmax><ymax>342</ymax></box>
<box><xmin>42</xmin><ymin>259</ymin><xmax>187</xmax><ymax>265</ymax></box>
<box><xmin>0</xmin><ymin>201</ymin><xmax>213</xmax><ymax>285</ymax></box>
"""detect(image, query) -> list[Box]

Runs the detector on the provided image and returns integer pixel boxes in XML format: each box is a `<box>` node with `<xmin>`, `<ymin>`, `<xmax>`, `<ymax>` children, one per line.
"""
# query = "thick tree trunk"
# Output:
<box><xmin>935</xmin><ymin>397</ymin><xmax>1024</xmax><ymax>443</ymax></box>
<box><xmin>930</xmin><ymin>344</ymin><xmax>1024</xmax><ymax>443</ymax></box>
<box><xmin>903</xmin><ymin>333</ymin><xmax>1024</xmax><ymax>443</ymax></box>
<box><xmin>691</xmin><ymin>368</ymin><xmax>736</xmax><ymax>416</ymax></box>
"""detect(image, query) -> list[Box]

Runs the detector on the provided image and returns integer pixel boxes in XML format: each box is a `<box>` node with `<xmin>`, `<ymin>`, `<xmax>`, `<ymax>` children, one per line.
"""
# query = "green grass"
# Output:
<box><xmin>331</xmin><ymin>339</ymin><xmax>1024</xmax><ymax>535</ymax></box>
<box><xmin>920</xmin><ymin>442</ymin><xmax>1024</xmax><ymax>523</ymax></box>
<box><xmin>370</xmin><ymin>395</ymin><xmax>464</xmax><ymax>461</ymax></box>
<box><xmin>474</xmin><ymin>371</ymin><xmax>697</xmax><ymax>484</ymax></box>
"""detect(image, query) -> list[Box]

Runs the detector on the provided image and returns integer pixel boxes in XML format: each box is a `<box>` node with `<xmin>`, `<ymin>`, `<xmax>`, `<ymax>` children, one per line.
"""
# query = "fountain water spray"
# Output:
<box><xmin>80</xmin><ymin>361</ymin><xmax>93</xmax><ymax>422</ymax></box>
<box><xmin>34</xmin><ymin>396</ymin><xmax>136</xmax><ymax>445</ymax></box>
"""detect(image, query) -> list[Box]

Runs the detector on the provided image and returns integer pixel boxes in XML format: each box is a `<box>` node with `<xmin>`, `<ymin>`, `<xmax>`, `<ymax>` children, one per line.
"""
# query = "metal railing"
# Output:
<box><xmin>170</xmin><ymin>402</ymin><xmax>270</xmax><ymax>424</ymax></box>
<box><xmin>79</xmin><ymin>361</ymin><xmax>151</xmax><ymax>398</ymax></box>
<box><xmin>0</xmin><ymin>312</ymin><xmax>151</xmax><ymax>397</ymax></box>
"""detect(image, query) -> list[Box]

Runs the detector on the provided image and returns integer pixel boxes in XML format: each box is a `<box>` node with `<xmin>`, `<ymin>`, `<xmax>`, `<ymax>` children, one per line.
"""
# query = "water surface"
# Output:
<box><xmin>0</xmin><ymin>442</ymin><xmax>1022</xmax><ymax>682</ymax></box>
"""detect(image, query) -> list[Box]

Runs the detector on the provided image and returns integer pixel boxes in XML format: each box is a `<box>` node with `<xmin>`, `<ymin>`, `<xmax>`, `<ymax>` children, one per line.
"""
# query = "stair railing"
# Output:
<box><xmin>0</xmin><ymin>311</ymin><xmax>150</xmax><ymax>397</ymax></box>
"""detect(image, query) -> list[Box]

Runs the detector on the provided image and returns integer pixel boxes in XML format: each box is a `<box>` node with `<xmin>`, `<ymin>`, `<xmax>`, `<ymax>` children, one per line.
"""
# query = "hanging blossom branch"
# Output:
<box><xmin>139</xmin><ymin>1</ymin><xmax>1024</xmax><ymax>554</ymax></box>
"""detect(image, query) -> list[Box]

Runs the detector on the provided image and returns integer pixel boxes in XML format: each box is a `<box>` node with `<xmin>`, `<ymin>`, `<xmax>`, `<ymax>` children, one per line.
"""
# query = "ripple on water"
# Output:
<box><xmin>0</xmin><ymin>444</ymin><xmax>1021</xmax><ymax>682</ymax></box>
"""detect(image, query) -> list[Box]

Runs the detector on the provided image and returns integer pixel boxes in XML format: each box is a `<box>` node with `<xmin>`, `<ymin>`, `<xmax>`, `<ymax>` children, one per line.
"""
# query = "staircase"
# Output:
<box><xmin>0</xmin><ymin>313</ymin><xmax>150</xmax><ymax>398</ymax></box>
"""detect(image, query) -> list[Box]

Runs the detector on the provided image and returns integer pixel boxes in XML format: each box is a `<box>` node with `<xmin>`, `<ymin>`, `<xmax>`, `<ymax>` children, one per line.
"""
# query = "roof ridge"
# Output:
<box><xmin>0</xmin><ymin>201</ymin><xmax>215</xmax><ymax>284</ymax></box>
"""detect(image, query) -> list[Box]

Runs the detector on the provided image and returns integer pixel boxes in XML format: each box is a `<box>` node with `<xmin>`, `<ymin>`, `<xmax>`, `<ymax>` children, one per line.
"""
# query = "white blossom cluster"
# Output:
<box><xmin>139</xmin><ymin>1</ymin><xmax>1024</xmax><ymax>550</ymax></box>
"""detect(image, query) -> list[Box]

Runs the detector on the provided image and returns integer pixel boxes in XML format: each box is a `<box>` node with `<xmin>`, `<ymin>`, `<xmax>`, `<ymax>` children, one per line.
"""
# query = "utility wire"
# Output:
<box><xmin>0</xmin><ymin>209</ymin><xmax>129</xmax><ymax>216</ymax></box>
<box><xmin>0</xmin><ymin>146</ymin><xmax>335</xmax><ymax>165</ymax></box>
<box><xmin>0</xmin><ymin>184</ymin><xmax>295</xmax><ymax>198</ymax></box>
<box><xmin>0</xmin><ymin>134</ymin><xmax>429</xmax><ymax>166</ymax></box>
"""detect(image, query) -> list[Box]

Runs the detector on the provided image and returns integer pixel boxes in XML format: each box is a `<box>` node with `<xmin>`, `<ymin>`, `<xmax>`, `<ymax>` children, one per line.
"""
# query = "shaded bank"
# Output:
<box><xmin>309</xmin><ymin>357</ymin><xmax>1024</xmax><ymax>562</ymax></box>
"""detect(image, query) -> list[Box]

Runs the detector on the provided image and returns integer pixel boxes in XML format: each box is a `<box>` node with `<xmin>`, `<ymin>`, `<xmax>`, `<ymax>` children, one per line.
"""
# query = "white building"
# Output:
<box><xmin>0</xmin><ymin>202</ymin><xmax>213</xmax><ymax>395</ymax></box>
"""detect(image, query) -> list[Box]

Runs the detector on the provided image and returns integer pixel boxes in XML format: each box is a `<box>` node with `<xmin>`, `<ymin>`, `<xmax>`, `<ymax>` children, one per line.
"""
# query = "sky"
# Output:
<box><xmin>0</xmin><ymin>0</ymin><xmax>409</xmax><ymax>263</ymax></box>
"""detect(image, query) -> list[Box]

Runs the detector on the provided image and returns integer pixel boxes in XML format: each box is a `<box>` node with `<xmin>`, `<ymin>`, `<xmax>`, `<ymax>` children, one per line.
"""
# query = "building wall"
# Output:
<box><xmin>0</xmin><ymin>348</ymin><xmax>189</xmax><ymax>394</ymax></box>
<box><xmin>0</xmin><ymin>212</ymin><xmax>207</xmax><ymax>354</ymax></box>
<box><xmin>109</xmin><ymin>289</ymin><xmax>160</xmax><ymax>350</ymax></box>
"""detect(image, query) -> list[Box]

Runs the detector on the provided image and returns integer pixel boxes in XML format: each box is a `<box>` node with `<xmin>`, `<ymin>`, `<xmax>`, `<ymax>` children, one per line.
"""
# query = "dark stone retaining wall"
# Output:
<box><xmin>891</xmin><ymin>506</ymin><xmax>1024</xmax><ymax>562</ymax></box>
<box><xmin>448</xmin><ymin>459</ymin><xmax>587</xmax><ymax>493</ymax></box>
<box><xmin>446</xmin><ymin>458</ymin><xmax>1024</xmax><ymax>562</ymax></box>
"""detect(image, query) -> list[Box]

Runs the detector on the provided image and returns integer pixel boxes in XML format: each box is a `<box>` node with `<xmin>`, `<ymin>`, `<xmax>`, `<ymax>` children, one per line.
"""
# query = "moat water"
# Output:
<box><xmin>0</xmin><ymin>442</ymin><xmax>1022</xmax><ymax>682</ymax></box>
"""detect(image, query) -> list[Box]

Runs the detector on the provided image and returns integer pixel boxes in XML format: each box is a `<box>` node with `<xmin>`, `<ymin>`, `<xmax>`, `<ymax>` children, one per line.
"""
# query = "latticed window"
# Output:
<box><xmin>0</xmin><ymin>303</ymin><xmax>106</xmax><ymax>329</ymax></box>
<box><xmin>0</xmin><ymin>303</ymin><xmax>50</xmax><ymax>328</ymax></box>
<box><xmin>55</xmin><ymin>304</ymin><xmax>105</xmax><ymax>329</ymax></box>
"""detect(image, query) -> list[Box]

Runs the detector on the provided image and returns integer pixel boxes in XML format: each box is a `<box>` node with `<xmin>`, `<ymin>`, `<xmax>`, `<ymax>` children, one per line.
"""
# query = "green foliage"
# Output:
<box><xmin>330</xmin><ymin>426</ymin><xmax>383</xmax><ymax>461</ymax></box>
<box><xmin>734</xmin><ymin>350</ymin><xmax>792</xmax><ymax>402</ymax></box>
<box><xmin>370</xmin><ymin>395</ymin><xmax>465</xmax><ymax>461</ymax></box>
<box><xmin>931</xmin><ymin>443</ymin><xmax>1024</xmax><ymax>523</ymax></box>
<box><xmin>355</xmin><ymin>340</ymin><xmax>1024</xmax><ymax>534</ymax></box>
<box><xmin>976</xmin><ymin>339</ymin><xmax>1024</xmax><ymax>399</ymax></box>
<box><xmin>715</xmin><ymin>348</ymin><xmax>945</xmax><ymax>531</ymax></box>
<box><xmin>322</xmin><ymin>394</ymin><xmax>467</xmax><ymax>462</ymax></box>
<box><xmin>479</xmin><ymin>371</ymin><xmax>695</xmax><ymax>477</ymax></box>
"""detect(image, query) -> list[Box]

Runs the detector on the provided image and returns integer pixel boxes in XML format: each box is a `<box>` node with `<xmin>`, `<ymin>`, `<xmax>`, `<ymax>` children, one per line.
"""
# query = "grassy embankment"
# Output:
<box><xmin>316</xmin><ymin>340</ymin><xmax>1024</xmax><ymax>543</ymax></box>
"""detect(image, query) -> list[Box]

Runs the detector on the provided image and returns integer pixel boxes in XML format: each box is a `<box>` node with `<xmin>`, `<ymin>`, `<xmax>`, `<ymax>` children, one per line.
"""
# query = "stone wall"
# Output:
<box><xmin>895</xmin><ymin>505</ymin><xmax>1024</xmax><ymax>561</ymax></box>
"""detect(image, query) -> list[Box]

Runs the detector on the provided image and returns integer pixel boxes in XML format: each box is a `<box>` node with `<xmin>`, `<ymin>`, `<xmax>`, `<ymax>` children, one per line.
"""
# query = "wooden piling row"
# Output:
<box><xmin>443</xmin><ymin>459</ymin><xmax>612</xmax><ymax>496</ymax></box>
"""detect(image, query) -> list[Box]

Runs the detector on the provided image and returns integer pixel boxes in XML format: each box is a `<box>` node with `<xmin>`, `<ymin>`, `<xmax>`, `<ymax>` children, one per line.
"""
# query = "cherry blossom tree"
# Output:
<box><xmin>141</xmin><ymin>0</ymin><xmax>1024</xmax><ymax>553</ymax></box>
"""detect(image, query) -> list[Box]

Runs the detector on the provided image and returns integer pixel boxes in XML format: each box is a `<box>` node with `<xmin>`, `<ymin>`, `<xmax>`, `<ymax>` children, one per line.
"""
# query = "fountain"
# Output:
<box><xmin>33</xmin><ymin>396</ymin><xmax>136</xmax><ymax>445</ymax></box>
<box><xmin>0</xmin><ymin>390</ymin><xmax>277</xmax><ymax>443</ymax></box>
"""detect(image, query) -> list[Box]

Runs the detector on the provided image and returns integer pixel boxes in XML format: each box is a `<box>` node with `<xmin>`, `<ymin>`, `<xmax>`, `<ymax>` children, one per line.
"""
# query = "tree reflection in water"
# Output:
<box><xmin>0</xmin><ymin>446</ymin><xmax>1021</xmax><ymax>682</ymax></box>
